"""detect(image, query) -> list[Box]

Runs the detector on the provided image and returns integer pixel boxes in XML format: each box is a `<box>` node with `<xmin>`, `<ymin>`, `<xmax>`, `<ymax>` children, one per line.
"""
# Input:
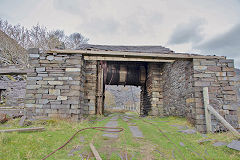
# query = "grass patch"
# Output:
<box><xmin>0</xmin><ymin>114</ymin><xmax>239</xmax><ymax>160</ymax></box>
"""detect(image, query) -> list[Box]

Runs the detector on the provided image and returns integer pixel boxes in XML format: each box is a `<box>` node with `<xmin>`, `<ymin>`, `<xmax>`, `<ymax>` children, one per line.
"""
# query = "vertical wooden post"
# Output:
<box><xmin>96</xmin><ymin>61</ymin><xmax>104</xmax><ymax>115</ymax></box>
<box><xmin>203</xmin><ymin>87</ymin><xmax>212</xmax><ymax>133</ymax></box>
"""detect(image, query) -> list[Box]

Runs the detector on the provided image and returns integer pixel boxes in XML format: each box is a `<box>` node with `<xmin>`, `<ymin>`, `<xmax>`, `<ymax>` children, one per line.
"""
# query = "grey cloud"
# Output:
<box><xmin>53</xmin><ymin>0</ymin><xmax>91</xmax><ymax>15</ymax></box>
<box><xmin>168</xmin><ymin>19</ymin><xmax>205</xmax><ymax>45</ymax></box>
<box><xmin>81</xmin><ymin>18</ymin><xmax>119</xmax><ymax>35</ymax></box>
<box><xmin>123</xmin><ymin>8</ymin><xmax>162</xmax><ymax>36</ymax></box>
<box><xmin>194</xmin><ymin>23</ymin><xmax>240</xmax><ymax>58</ymax></box>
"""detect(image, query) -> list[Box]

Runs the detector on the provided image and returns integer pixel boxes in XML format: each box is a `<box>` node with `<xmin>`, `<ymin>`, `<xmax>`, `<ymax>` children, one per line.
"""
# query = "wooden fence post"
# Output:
<box><xmin>203</xmin><ymin>87</ymin><xmax>240</xmax><ymax>138</ymax></box>
<box><xmin>203</xmin><ymin>87</ymin><xmax>212</xmax><ymax>133</ymax></box>
<box><xmin>207</xmin><ymin>105</ymin><xmax>240</xmax><ymax>138</ymax></box>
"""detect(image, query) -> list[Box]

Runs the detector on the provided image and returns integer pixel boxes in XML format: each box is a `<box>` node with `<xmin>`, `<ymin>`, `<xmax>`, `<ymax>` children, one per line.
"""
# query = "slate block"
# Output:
<box><xmin>227</xmin><ymin>140</ymin><xmax>240</xmax><ymax>151</ymax></box>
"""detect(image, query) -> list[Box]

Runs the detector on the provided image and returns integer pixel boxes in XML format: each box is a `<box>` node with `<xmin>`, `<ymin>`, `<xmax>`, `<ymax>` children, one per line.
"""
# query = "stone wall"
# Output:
<box><xmin>192</xmin><ymin>58</ymin><xmax>238</xmax><ymax>132</ymax></box>
<box><xmin>147</xmin><ymin>63</ymin><xmax>164</xmax><ymax>116</ymax></box>
<box><xmin>25</xmin><ymin>48</ymin><xmax>85</xmax><ymax>120</ymax></box>
<box><xmin>140</xmin><ymin>63</ymin><xmax>163</xmax><ymax>116</ymax></box>
<box><xmin>0</xmin><ymin>80</ymin><xmax>26</xmax><ymax>107</ymax></box>
<box><xmin>161</xmin><ymin>60</ymin><xmax>194</xmax><ymax>123</ymax></box>
<box><xmin>23</xmin><ymin>48</ymin><xmax>238</xmax><ymax>133</ymax></box>
<box><xmin>84</xmin><ymin>60</ymin><xmax>97</xmax><ymax>114</ymax></box>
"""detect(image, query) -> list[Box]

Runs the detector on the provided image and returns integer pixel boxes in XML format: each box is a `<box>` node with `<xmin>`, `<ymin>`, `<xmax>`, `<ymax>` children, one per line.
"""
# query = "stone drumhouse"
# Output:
<box><xmin>25</xmin><ymin>45</ymin><xmax>238</xmax><ymax>132</ymax></box>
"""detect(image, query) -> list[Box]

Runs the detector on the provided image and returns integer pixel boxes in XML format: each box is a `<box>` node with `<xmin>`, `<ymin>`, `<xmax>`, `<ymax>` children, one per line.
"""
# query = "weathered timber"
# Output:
<box><xmin>84</xmin><ymin>56</ymin><xmax>175</xmax><ymax>62</ymax></box>
<box><xmin>0</xmin><ymin>127</ymin><xmax>45</xmax><ymax>133</ymax></box>
<box><xmin>207</xmin><ymin>105</ymin><xmax>240</xmax><ymax>138</ymax></box>
<box><xmin>203</xmin><ymin>87</ymin><xmax>212</xmax><ymax>132</ymax></box>
<box><xmin>47</xmin><ymin>49</ymin><xmax>225</xmax><ymax>59</ymax></box>
<box><xmin>89</xmin><ymin>143</ymin><xmax>102</xmax><ymax>160</ymax></box>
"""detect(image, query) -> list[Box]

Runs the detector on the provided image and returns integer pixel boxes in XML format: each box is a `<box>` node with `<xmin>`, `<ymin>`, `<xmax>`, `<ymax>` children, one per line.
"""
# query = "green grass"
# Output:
<box><xmin>0</xmin><ymin>114</ymin><xmax>239</xmax><ymax>160</ymax></box>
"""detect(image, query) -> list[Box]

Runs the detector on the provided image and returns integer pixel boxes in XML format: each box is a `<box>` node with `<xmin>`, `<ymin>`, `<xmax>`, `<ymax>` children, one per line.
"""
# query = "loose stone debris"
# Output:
<box><xmin>202</xmin><ymin>134</ymin><xmax>208</xmax><ymax>138</ymax></box>
<box><xmin>0</xmin><ymin>113</ymin><xmax>8</xmax><ymax>123</ymax></box>
<box><xmin>198</xmin><ymin>139</ymin><xmax>215</xmax><ymax>144</ymax></box>
<box><xmin>179</xmin><ymin>142</ymin><xmax>185</xmax><ymax>146</ymax></box>
<box><xmin>19</xmin><ymin>116</ymin><xmax>26</xmax><ymax>126</ymax></box>
<box><xmin>178</xmin><ymin>129</ymin><xmax>196</xmax><ymax>134</ymax></box>
<box><xmin>129</xmin><ymin>126</ymin><xmax>144</xmax><ymax>138</ymax></box>
<box><xmin>170</xmin><ymin>124</ymin><xmax>188</xmax><ymax>130</ymax></box>
<box><xmin>227</xmin><ymin>140</ymin><xmax>240</xmax><ymax>151</ymax></box>
<box><xmin>128</xmin><ymin>122</ymin><xmax>137</xmax><ymax>126</ymax></box>
<box><xmin>102</xmin><ymin>116</ymin><xmax>119</xmax><ymax>138</ymax></box>
<box><xmin>80</xmin><ymin>136</ymin><xmax>85</xmax><ymax>143</ymax></box>
<box><xmin>212</xmin><ymin>141</ymin><xmax>227</xmax><ymax>147</ymax></box>
<box><xmin>68</xmin><ymin>145</ymin><xmax>82</xmax><ymax>157</ymax></box>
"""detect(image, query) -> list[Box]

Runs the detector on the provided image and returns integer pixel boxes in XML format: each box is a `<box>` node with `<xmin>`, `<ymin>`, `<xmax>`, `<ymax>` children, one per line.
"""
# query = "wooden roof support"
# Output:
<box><xmin>84</xmin><ymin>56</ymin><xmax>175</xmax><ymax>63</ymax></box>
<box><xmin>48</xmin><ymin>49</ymin><xmax>225</xmax><ymax>59</ymax></box>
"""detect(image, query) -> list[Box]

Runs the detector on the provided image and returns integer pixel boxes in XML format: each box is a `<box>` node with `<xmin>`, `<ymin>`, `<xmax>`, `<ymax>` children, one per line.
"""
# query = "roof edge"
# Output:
<box><xmin>47</xmin><ymin>49</ymin><xmax>226</xmax><ymax>59</ymax></box>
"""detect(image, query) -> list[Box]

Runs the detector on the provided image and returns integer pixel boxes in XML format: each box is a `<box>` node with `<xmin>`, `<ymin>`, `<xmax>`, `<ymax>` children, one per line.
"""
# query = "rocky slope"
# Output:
<box><xmin>105</xmin><ymin>85</ymin><xmax>140</xmax><ymax>109</ymax></box>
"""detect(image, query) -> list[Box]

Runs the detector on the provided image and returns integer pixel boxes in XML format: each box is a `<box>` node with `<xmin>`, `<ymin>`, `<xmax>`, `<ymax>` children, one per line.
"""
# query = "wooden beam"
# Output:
<box><xmin>96</xmin><ymin>62</ymin><xmax>104</xmax><ymax>115</ymax></box>
<box><xmin>84</xmin><ymin>56</ymin><xmax>175</xmax><ymax>62</ymax></box>
<box><xmin>0</xmin><ymin>127</ymin><xmax>45</xmax><ymax>133</ymax></box>
<box><xmin>203</xmin><ymin>87</ymin><xmax>212</xmax><ymax>133</ymax></box>
<box><xmin>207</xmin><ymin>105</ymin><xmax>240</xmax><ymax>138</ymax></box>
<box><xmin>89</xmin><ymin>143</ymin><xmax>102</xmax><ymax>160</ymax></box>
<box><xmin>47</xmin><ymin>49</ymin><xmax>225</xmax><ymax>59</ymax></box>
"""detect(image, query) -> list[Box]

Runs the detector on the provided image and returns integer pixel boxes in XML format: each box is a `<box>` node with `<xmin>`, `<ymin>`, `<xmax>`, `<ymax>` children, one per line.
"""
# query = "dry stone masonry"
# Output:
<box><xmin>25</xmin><ymin>48</ymin><xmax>85</xmax><ymax>120</ymax></box>
<box><xmin>24</xmin><ymin>47</ymin><xmax>239</xmax><ymax>133</ymax></box>
<box><xmin>0</xmin><ymin>80</ymin><xmax>26</xmax><ymax>107</ymax></box>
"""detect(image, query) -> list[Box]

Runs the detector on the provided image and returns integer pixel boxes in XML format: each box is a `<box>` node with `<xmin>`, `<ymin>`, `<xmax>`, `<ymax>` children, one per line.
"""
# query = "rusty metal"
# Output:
<box><xmin>0</xmin><ymin>113</ymin><xmax>8</xmax><ymax>123</ymax></box>
<box><xmin>41</xmin><ymin>126</ymin><xmax>124</xmax><ymax>160</ymax></box>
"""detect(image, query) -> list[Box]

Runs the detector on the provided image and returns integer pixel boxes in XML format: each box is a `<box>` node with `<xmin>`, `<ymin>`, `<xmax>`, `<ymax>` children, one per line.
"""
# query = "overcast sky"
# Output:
<box><xmin>0</xmin><ymin>0</ymin><xmax>240</xmax><ymax>68</ymax></box>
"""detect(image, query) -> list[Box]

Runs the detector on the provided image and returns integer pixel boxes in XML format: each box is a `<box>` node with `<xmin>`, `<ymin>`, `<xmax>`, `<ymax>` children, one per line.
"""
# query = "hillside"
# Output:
<box><xmin>0</xmin><ymin>30</ymin><xmax>27</xmax><ymax>65</ymax></box>
<box><xmin>105</xmin><ymin>85</ymin><xmax>140</xmax><ymax>109</ymax></box>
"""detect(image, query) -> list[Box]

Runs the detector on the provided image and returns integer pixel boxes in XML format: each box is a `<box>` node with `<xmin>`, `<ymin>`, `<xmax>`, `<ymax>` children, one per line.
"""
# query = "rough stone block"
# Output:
<box><xmin>66</xmin><ymin>59</ymin><xmax>81</xmax><ymax>64</ymax></box>
<box><xmin>38</xmin><ymin>74</ymin><xmax>48</xmax><ymax>77</ymax></box>
<box><xmin>26</xmin><ymin>85</ymin><xmax>41</xmax><ymax>89</ymax></box>
<box><xmin>28</xmin><ymin>48</ymin><xmax>39</xmax><ymax>54</ymax></box>
<box><xmin>223</xmin><ymin>104</ymin><xmax>238</xmax><ymax>110</ymax></box>
<box><xmin>222</xmin><ymin>67</ymin><xmax>234</xmax><ymax>72</ymax></box>
<box><xmin>66</xmin><ymin>68</ymin><xmax>81</xmax><ymax>72</ymax></box>
<box><xmin>36</xmin><ymin>67</ymin><xmax>46</xmax><ymax>72</ymax></box>
<box><xmin>194</xmin><ymin>81</ymin><xmax>210</xmax><ymax>87</ymax></box>
<box><xmin>47</xmin><ymin>56</ymin><xmax>54</xmax><ymax>60</ymax></box>
<box><xmin>200</xmin><ymin>60</ymin><xmax>216</xmax><ymax>66</ymax></box>
<box><xmin>38</xmin><ymin>99</ymin><xmax>49</xmax><ymax>104</ymax></box>
<box><xmin>27</xmin><ymin>77</ymin><xmax>43</xmax><ymax>81</ymax></box>
<box><xmin>29</xmin><ymin>54</ymin><xmax>39</xmax><ymax>58</ymax></box>
<box><xmin>193</xmin><ymin>66</ymin><xmax>207</xmax><ymax>71</ymax></box>
<box><xmin>57</xmin><ymin>96</ymin><xmax>68</xmax><ymax>100</ymax></box>
<box><xmin>49</xmin><ymin>89</ymin><xmax>60</xmax><ymax>95</ymax></box>
<box><xmin>215</xmin><ymin>72</ymin><xmax>226</xmax><ymax>77</ymax></box>
<box><xmin>194</xmin><ymin>74</ymin><xmax>212</xmax><ymax>78</ymax></box>
<box><xmin>226</xmin><ymin>72</ymin><xmax>235</xmax><ymax>77</ymax></box>
<box><xmin>62</xmin><ymin>100</ymin><xmax>79</xmax><ymax>105</ymax></box>
<box><xmin>207</xmin><ymin>66</ymin><xmax>221</xmax><ymax>72</ymax></box>
<box><xmin>186</xmin><ymin>98</ymin><xmax>195</xmax><ymax>103</ymax></box>
<box><xmin>224</xmin><ymin>95</ymin><xmax>236</xmax><ymax>101</ymax></box>
<box><xmin>48</xmin><ymin>81</ymin><xmax>63</xmax><ymax>85</ymax></box>
<box><xmin>58</xmin><ymin>77</ymin><xmax>70</xmax><ymax>80</ymax></box>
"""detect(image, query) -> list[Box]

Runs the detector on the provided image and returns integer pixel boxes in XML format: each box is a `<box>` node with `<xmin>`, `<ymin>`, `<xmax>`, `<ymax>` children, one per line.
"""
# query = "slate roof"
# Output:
<box><xmin>77</xmin><ymin>44</ymin><xmax>174</xmax><ymax>54</ymax></box>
